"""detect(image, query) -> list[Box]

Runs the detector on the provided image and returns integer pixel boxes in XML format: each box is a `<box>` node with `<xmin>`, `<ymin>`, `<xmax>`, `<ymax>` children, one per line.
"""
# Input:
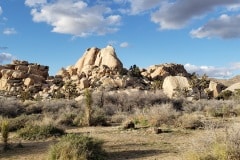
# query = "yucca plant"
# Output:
<box><xmin>1</xmin><ymin>119</ymin><xmax>10</xmax><ymax>150</ymax></box>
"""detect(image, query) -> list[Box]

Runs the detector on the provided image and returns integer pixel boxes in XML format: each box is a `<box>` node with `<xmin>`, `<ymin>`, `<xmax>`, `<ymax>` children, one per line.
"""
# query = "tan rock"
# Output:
<box><xmin>15</xmin><ymin>65</ymin><xmax>29</xmax><ymax>73</ymax></box>
<box><xmin>24</xmin><ymin>78</ymin><xmax>34</xmax><ymax>87</ymax></box>
<box><xmin>1</xmin><ymin>69</ymin><xmax>14</xmax><ymax>79</ymax></box>
<box><xmin>162</xmin><ymin>76</ymin><xmax>190</xmax><ymax>98</ymax></box>
<box><xmin>208</xmin><ymin>81</ymin><xmax>226</xmax><ymax>98</ymax></box>
<box><xmin>0</xmin><ymin>78</ymin><xmax>8</xmax><ymax>90</ymax></box>
<box><xmin>12</xmin><ymin>71</ymin><xmax>27</xmax><ymax>79</ymax></box>
<box><xmin>28</xmin><ymin>74</ymin><xmax>45</xmax><ymax>84</ymax></box>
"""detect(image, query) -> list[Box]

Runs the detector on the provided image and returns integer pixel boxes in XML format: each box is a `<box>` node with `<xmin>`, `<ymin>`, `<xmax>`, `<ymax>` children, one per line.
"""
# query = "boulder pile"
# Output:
<box><xmin>0</xmin><ymin>60</ymin><xmax>49</xmax><ymax>96</ymax></box>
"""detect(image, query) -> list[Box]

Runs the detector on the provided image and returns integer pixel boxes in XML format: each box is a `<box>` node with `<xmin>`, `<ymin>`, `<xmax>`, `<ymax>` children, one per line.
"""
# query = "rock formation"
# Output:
<box><xmin>0</xmin><ymin>60</ymin><xmax>49</xmax><ymax>96</ymax></box>
<box><xmin>0</xmin><ymin>45</ymin><xmax>222</xmax><ymax>100</ymax></box>
<box><xmin>74</xmin><ymin>45</ymin><xmax>123</xmax><ymax>74</ymax></box>
<box><xmin>145</xmin><ymin>63</ymin><xmax>189</xmax><ymax>80</ymax></box>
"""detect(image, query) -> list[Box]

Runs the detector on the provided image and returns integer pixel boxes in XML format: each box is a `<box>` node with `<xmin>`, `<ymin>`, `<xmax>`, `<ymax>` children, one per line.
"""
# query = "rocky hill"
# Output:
<box><xmin>0</xmin><ymin>45</ymin><xmax>233</xmax><ymax>100</ymax></box>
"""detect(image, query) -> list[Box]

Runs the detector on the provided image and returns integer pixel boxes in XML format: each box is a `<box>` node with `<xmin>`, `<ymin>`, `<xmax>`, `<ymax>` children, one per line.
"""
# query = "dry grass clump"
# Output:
<box><xmin>48</xmin><ymin>134</ymin><xmax>106</xmax><ymax>160</ymax></box>
<box><xmin>176</xmin><ymin>114</ymin><xmax>204</xmax><ymax>130</ymax></box>
<box><xmin>184</xmin><ymin>123</ymin><xmax>240</xmax><ymax>160</ymax></box>
<box><xmin>130</xmin><ymin>103</ymin><xmax>180</xmax><ymax>127</ymax></box>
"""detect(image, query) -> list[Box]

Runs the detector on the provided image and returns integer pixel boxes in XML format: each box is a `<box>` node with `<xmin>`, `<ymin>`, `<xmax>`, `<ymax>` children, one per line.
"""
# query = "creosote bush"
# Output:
<box><xmin>48</xmin><ymin>134</ymin><xmax>106</xmax><ymax>160</ymax></box>
<box><xmin>18</xmin><ymin>124</ymin><xmax>64</xmax><ymax>140</ymax></box>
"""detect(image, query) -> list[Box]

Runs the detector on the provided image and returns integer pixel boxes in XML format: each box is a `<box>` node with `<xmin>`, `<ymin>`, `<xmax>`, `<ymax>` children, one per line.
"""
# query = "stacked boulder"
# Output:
<box><xmin>0</xmin><ymin>60</ymin><xmax>49</xmax><ymax>96</ymax></box>
<box><xmin>57</xmin><ymin>45</ymin><xmax>128</xmax><ymax>90</ymax></box>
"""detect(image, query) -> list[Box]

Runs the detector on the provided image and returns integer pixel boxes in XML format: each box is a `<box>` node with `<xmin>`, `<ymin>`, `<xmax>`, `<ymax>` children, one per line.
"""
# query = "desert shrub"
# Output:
<box><xmin>132</xmin><ymin>104</ymin><xmax>180</xmax><ymax>127</ymax></box>
<box><xmin>122</xmin><ymin>120</ymin><xmax>135</xmax><ymax>130</ymax></box>
<box><xmin>0</xmin><ymin>98</ymin><xmax>25</xmax><ymax>118</ymax></box>
<box><xmin>18</xmin><ymin>124</ymin><xmax>64</xmax><ymax>140</ymax></box>
<box><xmin>110</xmin><ymin>112</ymin><xmax>128</xmax><ymax>124</ymax></box>
<box><xmin>48</xmin><ymin>134</ymin><xmax>106</xmax><ymax>160</ymax></box>
<box><xmin>90</xmin><ymin>107</ymin><xmax>108</xmax><ymax>126</ymax></box>
<box><xmin>206</xmin><ymin>102</ymin><xmax>236</xmax><ymax>118</ymax></box>
<box><xmin>58</xmin><ymin>113</ymin><xmax>77</xmax><ymax>126</ymax></box>
<box><xmin>176</xmin><ymin>114</ymin><xmax>204</xmax><ymax>129</ymax></box>
<box><xmin>217</xmin><ymin>90</ymin><xmax>233</xmax><ymax>100</ymax></box>
<box><xmin>8</xmin><ymin>114</ymin><xmax>41</xmax><ymax>132</ymax></box>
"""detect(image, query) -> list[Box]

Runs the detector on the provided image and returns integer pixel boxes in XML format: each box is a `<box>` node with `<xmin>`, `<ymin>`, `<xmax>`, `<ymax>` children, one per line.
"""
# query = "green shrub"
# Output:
<box><xmin>48</xmin><ymin>134</ymin><xmax>106</xmax><ymax>160</ymax></box>
<box><xmin>18</xmin><ymin>124</ymin><xmax>64</xmax><ymax>140</ymax></box>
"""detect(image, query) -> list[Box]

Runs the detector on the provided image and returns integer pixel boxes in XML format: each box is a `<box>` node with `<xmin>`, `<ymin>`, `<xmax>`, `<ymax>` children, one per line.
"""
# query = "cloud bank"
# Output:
<box><xmin>190</xmin><ymin>14</ymin><xmax>240</xmax><ymax>39</ymax></box>
<box><xmin>24</xmin><ymin>0</ymin><xmax>240</xmax><ymax>39</ymax></box>
<box><xmin>184</xmin><ymin>63</ymin><xmax>240</xmax><ymax>78</ymax></box>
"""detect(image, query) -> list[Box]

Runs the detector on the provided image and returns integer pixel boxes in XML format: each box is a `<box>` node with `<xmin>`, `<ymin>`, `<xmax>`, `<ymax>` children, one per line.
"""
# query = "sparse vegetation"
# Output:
<box><xmin>1</xmin><ymin>89</ymin><xmax>240</xmax><ymax>159</ymax></box>
<box><xmin>48</xmin><ymin>134</ymin><xmax>106</xmax><ymax>160</ymax></box>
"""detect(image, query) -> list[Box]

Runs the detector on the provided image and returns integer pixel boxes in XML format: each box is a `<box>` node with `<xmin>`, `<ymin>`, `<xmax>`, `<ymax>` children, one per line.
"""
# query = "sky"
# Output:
<box><xmin>0</xmin><ymin>0</ymin><xmax>240</xmax><ymax>78</ymax></box>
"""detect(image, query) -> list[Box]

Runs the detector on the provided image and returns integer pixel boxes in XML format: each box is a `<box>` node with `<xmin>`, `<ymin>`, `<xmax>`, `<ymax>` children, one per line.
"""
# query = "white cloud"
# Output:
<box><xmin>3</xmin><ymin>28</ymin><xmax>17</xmax><ymax>35</ymax></box>
<box><xmin>0</xmin><ymin>6</ymin><xmax>2</xmax><ymax>15</ymax></box>
<box><xmin>120</xmin><ymin>42</ymin><xmax>129</xmax><ymax>48</ymax></box>
<box><xmin>26</xmin><ymin>0</ymin><xmax>121</xmax><ymax>37</ymax></box>
<box><xmin>0</xmin><ymin>53</ymin><xmax>14</xmax><ymax>63</ymax></box>
<box><xmin>25</xmin><ymin>0</ymin><xmax>47</xmax><ymax>7</ymax></box>
<box><xmin>151</xmin><ymin>0</ymin><xmax>240</xmax><ymax>30</ymax></box>
<box><xmin>184</xmin><ymin>63</ymin><xmax>240</xmax><ymax>78</ymax></box>
<box><xmin>190</xmin><ymin>14</ymin><xmax>240</xmax><ymax>39</ymax></box>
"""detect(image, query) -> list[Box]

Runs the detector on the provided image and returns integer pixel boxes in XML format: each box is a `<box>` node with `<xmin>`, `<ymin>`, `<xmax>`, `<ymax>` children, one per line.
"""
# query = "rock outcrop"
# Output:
<box><xmin>0</xmin><ymin>46</ymin><xmax>198</xmax><ymax>100</ymax></box>
<box><xmin>162</xmin><ymin>76</ymin><xmax>190</xmax><ymax>98</ymax></box>
<box><xmin>74</xmin><ymin>45</ymin><xmax>123</xmax><ymax>74</ymax></box>
<box><xmin>145</xmin><ymin>63</ymin><xmax>189</xmax><ymax>80</ymax></box>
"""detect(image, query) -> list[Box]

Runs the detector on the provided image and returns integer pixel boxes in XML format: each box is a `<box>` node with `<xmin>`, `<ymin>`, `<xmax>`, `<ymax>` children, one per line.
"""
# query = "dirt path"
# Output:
<box><xmin>0</xmin><ymin>126</ymin><xmax>215</xmax><ymax>160</ymax></box>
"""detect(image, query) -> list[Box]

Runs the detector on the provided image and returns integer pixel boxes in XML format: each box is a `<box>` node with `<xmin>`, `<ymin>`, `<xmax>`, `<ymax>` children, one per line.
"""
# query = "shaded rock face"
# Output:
<box><xmin>146</xmin><ymin>63</ymin><xmax>189</xmax><ymax>80</ymax></box>
<box><xmin>208</xmin><ymin>81</ymin><xmax>226</xmax><ymax>98</ymax></box>
<box><xmin>74</xmin><ymin>45</ymin><xmax>123</xmax><ymax>74</ymax></box>
<box><xmin>162</xmin><ymin>76</ymin><xmax>190</xmax><ymax>98</ymax></box>
<box><xmin>0</xmin><ymin>60</ymin><xmax>49</xmax><ymax>95</ymax></box>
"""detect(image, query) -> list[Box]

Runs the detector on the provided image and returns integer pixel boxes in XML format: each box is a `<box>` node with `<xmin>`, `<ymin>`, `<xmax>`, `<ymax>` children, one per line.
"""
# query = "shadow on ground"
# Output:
<box><xmin>0</xmin><ymin>141</ymin><xmax>54</xmax><ymax>159</ymax></box>
<box><xmin>107</xmin><ymin>149</ymin><xmax>168</xmax><ymax>160</ymax></box>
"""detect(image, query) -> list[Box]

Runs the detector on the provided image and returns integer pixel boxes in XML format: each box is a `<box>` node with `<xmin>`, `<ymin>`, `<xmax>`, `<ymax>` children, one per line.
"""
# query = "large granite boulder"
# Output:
<box><xmin>225</xmin><ymin>82</ymin><xmax>240</xmax><ymax>92</ymax></box>
<box><xmin>162</xmin><ymin>76</ymin><xmax>190</xmax><ymax>98</ymax></box>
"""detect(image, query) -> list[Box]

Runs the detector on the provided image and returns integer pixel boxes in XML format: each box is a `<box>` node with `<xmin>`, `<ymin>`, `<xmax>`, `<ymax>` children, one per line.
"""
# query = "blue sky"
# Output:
<box><xmin>0</xmin><ymin>0</ymin><xmax>240</xmax><ymax>78</ymax></box>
